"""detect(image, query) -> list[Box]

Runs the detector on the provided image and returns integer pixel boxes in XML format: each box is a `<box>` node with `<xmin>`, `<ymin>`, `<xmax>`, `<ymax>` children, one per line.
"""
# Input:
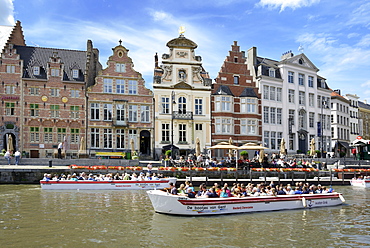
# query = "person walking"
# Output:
<box><xmin>4</xmin><ymin>150</ymin><xmax>11</xmax><ymax>165</ymax></box>
<box><xmin>58</xmin><ymin>142</ymin><xmax>63</xmax><ymax>159</ymax></box>
<box><xmin>14</xmin><ymin>150</ymin><xmax>21</xmax><ymax>165</ymax></box>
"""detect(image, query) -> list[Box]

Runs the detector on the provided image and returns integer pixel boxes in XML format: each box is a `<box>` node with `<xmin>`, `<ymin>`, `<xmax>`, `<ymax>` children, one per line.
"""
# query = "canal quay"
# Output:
<box><xmin>1</xmin><ymin>157</ymin><xmax>370</xmax><ymax>186</ymax></box>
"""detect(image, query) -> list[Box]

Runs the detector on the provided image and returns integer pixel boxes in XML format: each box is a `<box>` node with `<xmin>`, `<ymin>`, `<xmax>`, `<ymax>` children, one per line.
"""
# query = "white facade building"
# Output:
<box><xmin>345</xmin><ymin>93</ymin><xmax>360</xmax><ymax>142</ymax></box>
<box><xmin>247</xmin><ymin>48</ymin><xmax>332</xmax><ymax>155</ymax></box>
<box><xmin>330</xmin><ymin>90</ymin><xmax>351</xmax><ymax>157</ymax></box>
<box><xmin>153</xmin><ymin>34</ymin><xmax>212</xmax><ymax>159</ymax></box>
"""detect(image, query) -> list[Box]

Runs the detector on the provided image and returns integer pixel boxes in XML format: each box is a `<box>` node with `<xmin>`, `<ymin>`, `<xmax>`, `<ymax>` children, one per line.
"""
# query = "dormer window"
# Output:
<box><xmin>33</xmin><ymin>66</ymin><xmax>40</xmax><ymax>76</ymax></box>
<box><xmin>269</xmin><ymin>68</ymin><xmax>275</xmax><ymax>77</ymax></box>
<box><xmin>115</xmin><ymin>63</ymin><xmax>126</xmax><ymax>73</ymax></box>
<box><xmin>72</xmin><ymin>69</ymin><xmax>79</xmax><ymax>78</ymax></box>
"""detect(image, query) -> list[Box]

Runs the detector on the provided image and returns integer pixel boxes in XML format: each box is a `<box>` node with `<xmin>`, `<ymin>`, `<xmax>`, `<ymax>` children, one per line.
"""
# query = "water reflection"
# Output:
<box><xmin>0</xmin><ymin>186</ymin><xmax>369</xmax><ymax>247</ymax></box>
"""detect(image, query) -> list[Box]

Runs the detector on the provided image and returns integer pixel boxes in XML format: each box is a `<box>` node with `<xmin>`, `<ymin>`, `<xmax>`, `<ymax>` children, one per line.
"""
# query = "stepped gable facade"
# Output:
<box><xmin>87</xmin><ymin>41</ymin><xmax>154</xmax><ymax>157</ymax></box>
<box><xmin>0</xmin><ymin>21</ymin><xmax>100</xmax><ymax>157</ymax></box>
<box><xmin>212</xmin><ymin>41</ymin><xmax>262</xmax><ymax>155</ymax></box>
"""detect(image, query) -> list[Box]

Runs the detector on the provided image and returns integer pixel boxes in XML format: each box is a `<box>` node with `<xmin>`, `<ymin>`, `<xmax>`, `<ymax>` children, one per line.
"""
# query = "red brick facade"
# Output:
<box><xmin>212</xmin><ymin>41</ymin><xmax>262</xmax><ymax>148</ymax></box>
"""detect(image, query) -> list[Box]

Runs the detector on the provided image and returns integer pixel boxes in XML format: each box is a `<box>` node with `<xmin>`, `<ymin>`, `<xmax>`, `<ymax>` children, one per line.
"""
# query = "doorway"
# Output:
<box><xmin>139</xmin><ymin>130</ymin><xmax>151</xmax><ymax>155</ymax></box>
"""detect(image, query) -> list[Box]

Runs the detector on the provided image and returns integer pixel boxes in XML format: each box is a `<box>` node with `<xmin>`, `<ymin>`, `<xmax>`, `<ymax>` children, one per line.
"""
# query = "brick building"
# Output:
<box><xmin>0</xmin><ymin>21</ymin><xmax>100</xmax><ymax>157</ymax></box>
<box><xmin>87</xmin><ymin>41</ymin><xmax>154</xmax><ymax>157</ymax></box>
<box><xmin>212</xmin><ymin>41</ymin><xmax>261</xmax><ymax>157</ymax></box>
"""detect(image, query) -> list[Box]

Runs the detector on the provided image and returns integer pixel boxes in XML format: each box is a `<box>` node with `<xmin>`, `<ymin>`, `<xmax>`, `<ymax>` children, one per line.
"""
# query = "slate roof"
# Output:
<box><xmin>212</xmin><ymin>85</ymin><xmax>234</xmax><ymax>96</ymax></box>
<box><xmin>359</xmin><ymin>101</ymin><xmax>370</xmax><ymax>110</ymax></box>
<box><xmin>239</xmin><ymin>87</ymin><xmax>258</xmax><ymax>98</ymax></box>
<box><xmin>14</xmin><ymin>45</ymin><xmax>86</xmax><ymax>82</ymax></box>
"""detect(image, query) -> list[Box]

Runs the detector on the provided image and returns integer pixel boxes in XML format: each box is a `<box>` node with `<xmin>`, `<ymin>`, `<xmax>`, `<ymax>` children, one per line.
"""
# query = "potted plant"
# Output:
<box><xmin>240</xmin><ymin>151</ymin><xmax>248</xmax><ymax>160</ymax></box>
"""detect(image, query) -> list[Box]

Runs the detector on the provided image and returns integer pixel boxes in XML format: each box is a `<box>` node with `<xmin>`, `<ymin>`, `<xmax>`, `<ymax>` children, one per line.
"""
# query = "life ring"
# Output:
<box><xmin>339</xmin><ymin>194</ymin><xmax>345</xmax><ymax>203</ymax></box>
<box><xmin>302</xmin><ymin>197</ymin><xmax>307</xmax><ymax>208</ymax></box>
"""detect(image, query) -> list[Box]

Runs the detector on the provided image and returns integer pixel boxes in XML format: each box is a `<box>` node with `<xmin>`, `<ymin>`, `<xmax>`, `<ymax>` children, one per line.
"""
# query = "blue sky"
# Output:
<box><xmin>1</xmin><ymin>0</ymin><xmax>370</xmax><ymax>101</ymax></box>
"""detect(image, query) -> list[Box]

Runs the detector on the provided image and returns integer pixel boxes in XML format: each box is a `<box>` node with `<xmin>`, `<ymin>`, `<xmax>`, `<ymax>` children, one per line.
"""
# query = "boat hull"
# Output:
<box><xmin>40</xmin><ymin>178</ymin><xmax>177</xmax><ymax>190</ymax></box>
<box><xmin>350</xmin><ymin>179</ymin><xmax>370</xmax><ymax>188</ymax></box>
<box><xmin>147</xmin><ymin>190</ymin><xmax>345</xmax><ymax>216</ymax></box>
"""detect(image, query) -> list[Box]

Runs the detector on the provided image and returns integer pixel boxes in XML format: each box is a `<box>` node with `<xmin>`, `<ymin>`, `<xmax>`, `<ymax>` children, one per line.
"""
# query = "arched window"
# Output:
<box><xmin>178</xmin><ymin>97</ymin><xmax>186</xmax><ymax>114</ymax></box>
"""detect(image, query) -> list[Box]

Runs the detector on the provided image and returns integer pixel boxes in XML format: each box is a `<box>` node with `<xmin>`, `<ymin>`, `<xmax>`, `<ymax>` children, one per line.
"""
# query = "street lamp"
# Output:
<box><xmin>171</xmin><ymin>91</ymin><xmax>176</xmax><ymax>159</ymax></box>
<box><xmin>321</xmin><ymin>99</ymin><xmax>327</xmax><ymax>158</ymax></box>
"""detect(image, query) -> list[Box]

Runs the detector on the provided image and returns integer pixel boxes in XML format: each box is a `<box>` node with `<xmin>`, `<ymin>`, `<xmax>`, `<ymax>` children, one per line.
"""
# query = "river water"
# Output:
<box><xmin>0</xmin><ymin>185</ymin><xmax>369</xmax><ymax>248</ymax></box>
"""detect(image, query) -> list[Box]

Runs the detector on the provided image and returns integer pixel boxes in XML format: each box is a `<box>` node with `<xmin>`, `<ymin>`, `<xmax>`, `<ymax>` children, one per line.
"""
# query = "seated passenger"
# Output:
<box><xmin>294</xmin><ymin>187</ymin><xmax>303</xmax><ymax>194</ymax></box>
<box><xmin>277</xmin><ymin>187</ymin><xmax>286</xmax><ymax>195</ymax></box>
<box><xmin>220</xmin><ymin>186</ymin><xmax>231</xmax><ymax>198</ymax></box>
<box><xmin>169</xmin><ymin>182</ymin><xmax>178</xmax><ymax>195</ymax></box>
<box><xmin>196</xmin><ymin>185</ymin><xmax>208</xmax><ymax>198</ymax></box>
<box><xmin>205</xmin><ymin>187</ymin><xmax>219</xmax><ymax>198</ymax></box>
<box><xmin>122</xmin><ymin>173</ymin><xmax>131</xmax><ymax>180</ymax></box>
<box><xmin>177</xmin><ymin>184</ymin><xmax>186</xmax><ymax>194</ymax></box>
<box><xmin>186</xmin><ymin>188</ymin><xmax>196</xmax><ymax>198</ymax></box>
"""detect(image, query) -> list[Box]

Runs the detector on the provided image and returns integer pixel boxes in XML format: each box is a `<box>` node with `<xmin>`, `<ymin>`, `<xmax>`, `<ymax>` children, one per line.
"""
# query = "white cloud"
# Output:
<box><xmin>347</xmin><ymin>2</ymin><xmax>370</xmax><ymax>27</ymax></box>
<box><xmin>150</xmin><ymin>10</ymin><xmax>173</xmax><ymax>22</ymax></box>
<box><xmin>348</xmin><ymin>33</ymin><xmax>359</xmax><ymax>39</ymax></box>
<box><xmin>357</xmin><ymin>34</ymin><xmax>370</xmax><ymax>48</ymax></box>
<box><xmin>257</xmin><ymin>0</ymin><xmax>320</xmax><ymax>12</ymax></box>
<box><xmin>361</xmin><ymin>81</ymin><xmax>370</xmax><ymax>87</ymax></box>
<box><xmin>0</xmin><ymin>0</ymin><xmax>15</xmax><ymax>25</ymax></box>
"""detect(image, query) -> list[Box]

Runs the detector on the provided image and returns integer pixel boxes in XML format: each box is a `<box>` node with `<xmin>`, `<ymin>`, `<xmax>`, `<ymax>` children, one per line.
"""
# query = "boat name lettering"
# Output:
<box><xmin>233</xmin><ymin>206</ymin><xmax>253</xmax><ymax>210</ymax></box>
<box><xmin>314</xmin><ymin>201</ymin><xmax>328</xmax><ymax>205</ymax></box>
<box><xmin>187</xmin><ymin>205</ymin><xmax>226</xmax><ymax>210</ymax></box>
<box><xmin>115</xmin><ymin>185</ymin><xmax>131</xmax><ymax>187</ymax></box>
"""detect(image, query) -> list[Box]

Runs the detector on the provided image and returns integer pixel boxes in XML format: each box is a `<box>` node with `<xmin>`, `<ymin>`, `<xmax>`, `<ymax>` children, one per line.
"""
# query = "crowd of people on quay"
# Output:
<box><xmin>166</xmin><ymin>181</ymin><xmax>334</xmax><ymax>198</ymax></box>
<box><xmin>164</xmin><ymin>152</ymin><xmax>325</xmax><ymax>170</ymax></box>
<box><xmin>42</xmin><ymin>171</ymin><xmax>164</xmax><ymax>181</ymax></box>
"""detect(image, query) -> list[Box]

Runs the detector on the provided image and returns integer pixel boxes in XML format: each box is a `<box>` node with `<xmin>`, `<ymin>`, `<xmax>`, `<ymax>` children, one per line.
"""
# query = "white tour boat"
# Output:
<box><xmin>350</xmin><ymin>178</ymin><xmax>370</xmax><ymax>188</ymax></box>
<box><xmin>147</xmin><ymin>190</ymin><xmax>345</xmax><ymax>216</ymax></box>
<box><xmin>40</xmin><ymin>178</ymin><xmax>177</xmax><ymax>190</ymax></box>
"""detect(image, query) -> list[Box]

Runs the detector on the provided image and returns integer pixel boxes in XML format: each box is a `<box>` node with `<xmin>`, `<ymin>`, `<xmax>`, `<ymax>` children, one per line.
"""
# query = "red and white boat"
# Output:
<box><xmin>350</xmin><ymin>178</ymin><xmax>370</xmax><ymax>188</ymax></box>
<box><xmin>40</xmin><ymin>178</ymin><xmax>177</xmax><ymax>190</ymax></box>
<box><xmin>147</xmin><ymin>190</ymin><xmax>345</xmax><ymax>216</ymax></box>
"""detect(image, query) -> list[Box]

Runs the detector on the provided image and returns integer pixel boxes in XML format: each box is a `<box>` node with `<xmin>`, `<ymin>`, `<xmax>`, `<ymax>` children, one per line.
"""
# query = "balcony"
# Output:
<box><xmin>172</xmin><ymin>111</ymin><xmax>193</xmax><ymax>120</ymax></box>
<box><xmin>112</xmin><ymin>118</ymin><xmax>128</xmax><ymax>127</ymax></box>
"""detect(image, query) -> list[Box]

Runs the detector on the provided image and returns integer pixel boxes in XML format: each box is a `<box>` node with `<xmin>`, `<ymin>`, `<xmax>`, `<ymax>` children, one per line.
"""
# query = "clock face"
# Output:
<box><xmin>41</xmin><ymin>96</ymin><xmax>48</xmax><ymax>102</ymax></box>
<box><xmin>62</xmin><ymin>97</ymin><xmax>68</xmax><ymax>103</ymax></box>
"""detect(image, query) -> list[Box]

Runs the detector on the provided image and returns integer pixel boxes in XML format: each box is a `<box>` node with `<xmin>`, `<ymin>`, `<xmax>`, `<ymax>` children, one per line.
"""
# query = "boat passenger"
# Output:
<box><xmin>113</xmin><ymin>173</ymin><xmax>121</xmax><ymax>180</ymax></box>
<box><xmin>277</xmin><ymin>186</ymin><xmax>286</xmax><ymax>195</ymax></box>
<box><xmin>294</xmin><ymin>187</ymin><xmax>303</xmax><ymax>194</ymax></box>
<box><xmin>122</xmin><ymin>173</ymin><xmax>131</xmax><ymax>180</ymax></box>
<box><xmin>302</xmin><ymin>186</ymin><xmax>310</xmax><ymax>194</ymax></box>
<box><xmin>220</xmin><ymin>186</ymin><xmax>230</xmax><ymax>198</ymax></box>
<box><xmin>88</xmin><ymin>174</ymin><xmax>95</xmax><ymax>180</ymax></box>
<box><xmin>285</xmin><ymin>186</ymin><xmax>295</xmax><ymax>195</ymax></box>
<box><xmin>70</xmin><ymin>174</ymin><xmax>78</xmax><ymax>181</ymax></box>
<box><xmin>131</xmin><ymin>173</ymin><xmax>138</xmax><ymax>180</ymax></box>
<box><xmin>186</xmin><ymin>188</ymin><xmax>196</xmax><ymax>198</ymax></box>
<box><xmin>178</xmin><ymin>184</ymin><xmax>186</xmax><ymax>194</ymax></box>
<box><xmin>152</xmin><ymin>173</ymin><xmax>159</xmax><ymax>180</ymax></box>
<box><xmin>205</xmin><ymin>187</ymin><xmax>219</xmax><ymax>198</ymax></box>
<box><xmin>316</xmin><ymin>184</ymin><xmax>323</xmax><ymax>193</ymax></box>
<box><xmin>196</xmin><ymin>184</ymin><xmax>208</xmax><ymax>198</ymax></box>
<box><xmin>169</xmin><ymin>182</ymin><xmax>178</xmax><ymax>195</ymax></box>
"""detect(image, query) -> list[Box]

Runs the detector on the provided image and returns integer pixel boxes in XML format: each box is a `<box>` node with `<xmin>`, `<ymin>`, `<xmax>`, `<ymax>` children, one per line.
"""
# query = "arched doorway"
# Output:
<box><xmin>139</xmin><ymin>130</ymin><xmax>151</xmax><ymax>155</ymax></box>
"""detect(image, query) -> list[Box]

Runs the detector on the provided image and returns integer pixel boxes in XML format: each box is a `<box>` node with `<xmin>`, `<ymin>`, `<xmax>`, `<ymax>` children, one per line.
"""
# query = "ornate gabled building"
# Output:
<box><xmin>212</xmin><ymin>41</ymin><xmax>261</xmax><ymax>156</ymax></box>
<box><xmin>247</xmin><ymin>48</ymin><xmax>332</xmax><ymax>155</ymax></box>
<box><xmin>0</xmin><ymin>21</ymin><xmax>100</xmax><ymax>157</ymax></box>
<box><xmin>153</xmin><ymin>33</ymin><xmax>212</xmax><ymax>159</ymax></box>
<box><xmin>87</xmin><ymin>41</ymin><xmax>154</xmax><ymax>157</ymax></box>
